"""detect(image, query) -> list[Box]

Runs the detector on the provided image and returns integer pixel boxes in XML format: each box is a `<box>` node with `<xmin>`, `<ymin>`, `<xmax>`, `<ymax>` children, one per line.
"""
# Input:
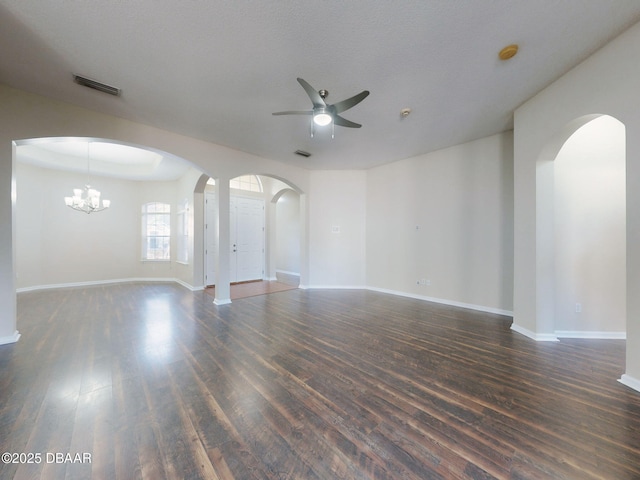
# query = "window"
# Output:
<box><xmin>142</xmin><ymin>202</ymin><xmax>170</xmax><ymax>260</ymax></box>
<box><xmin>176</xmin><ymin>199</ymin><xmax>189</xmax><ymax>264</ymax></box>
<box><xmin>230</xmin><ymin>175</ymin><xmax>262</xmax><ymax>192</ymax></box>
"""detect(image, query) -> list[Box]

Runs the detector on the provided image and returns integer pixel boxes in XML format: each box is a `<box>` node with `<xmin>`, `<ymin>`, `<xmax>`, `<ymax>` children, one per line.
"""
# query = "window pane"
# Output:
<box><xmin>145</xmin><ymin>236</ymin><xmax>170</xmax><ymax>260</ymax></box>
<box><xmin>230</xmin><ymin>175</ymin><xmax>262</xmax><ymax>193</ymax></box>
<box><xmin>142</xmin><ymin>202</ymin><xmax>171</xmax><ymax>260</ymax></box>
<box><xmin>155</xmin><ymin>214</ymin><xmax>171</xmax><ymax>236</ymax></box>
<box><xmin>144</xmin><ymin>202</ymin><xmax>171</xmax><ymax>214</ymax></box>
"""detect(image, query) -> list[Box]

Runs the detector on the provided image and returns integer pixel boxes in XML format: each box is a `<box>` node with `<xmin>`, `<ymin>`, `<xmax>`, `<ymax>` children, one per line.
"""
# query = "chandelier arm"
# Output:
<box><xmin>63</xmin><ymin>143</ymin><xmax>110</xmax><ymax>214</ymax></box>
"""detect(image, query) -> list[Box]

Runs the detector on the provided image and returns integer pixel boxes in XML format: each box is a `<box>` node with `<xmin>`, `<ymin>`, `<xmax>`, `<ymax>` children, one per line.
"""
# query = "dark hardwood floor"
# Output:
<box><xmin>205</xmin><ymin>273</ymin><xmax>299</xmax><ymax>300</ymax></box>
<box><xmin>1</xmin><ymin>283</ymin><xmax>639</xmax><ymax>479</ymax></box>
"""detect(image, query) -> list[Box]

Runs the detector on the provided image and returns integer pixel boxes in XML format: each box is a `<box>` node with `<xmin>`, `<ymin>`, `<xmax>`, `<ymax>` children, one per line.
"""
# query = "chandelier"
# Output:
<box><xmin>64</xmin><ymin>142</ymin><xmax>110</xmax><ymax>214</ymax></box>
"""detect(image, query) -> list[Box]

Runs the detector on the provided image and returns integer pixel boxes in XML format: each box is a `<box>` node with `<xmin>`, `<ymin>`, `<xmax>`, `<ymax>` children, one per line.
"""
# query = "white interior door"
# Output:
<box><xmin>205</xmin><ymin>192</ymin><xmax>217</xmax><ymax>286</ymax></box>
<box><xmin>231</xmin><ymin>196</ymin><xmax>264</xmax><ymax>283</ymax></box>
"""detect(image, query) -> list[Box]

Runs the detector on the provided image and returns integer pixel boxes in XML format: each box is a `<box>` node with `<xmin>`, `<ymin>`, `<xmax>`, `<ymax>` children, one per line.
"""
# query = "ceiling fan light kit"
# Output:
<box><xmin>313</xmin><ymin>108</ymin><xmax>332</xmax><ymax>126</ymax></box>
<box><xmin>273</xmin><ymin>78</ymin><xmax>369</xmax><ymax>137</ymax></box>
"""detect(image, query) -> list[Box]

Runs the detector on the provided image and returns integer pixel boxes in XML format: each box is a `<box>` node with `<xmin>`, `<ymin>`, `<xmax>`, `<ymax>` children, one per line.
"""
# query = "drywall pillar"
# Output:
<box><xmin>214</xmin><ymin>178</ymin><xmax>231</xmax><ymax>305</ymax></box>
<box><xmin>0</xmin><ymin>140</ymin><xmax>19</xmax><ymax>345</ymax></box>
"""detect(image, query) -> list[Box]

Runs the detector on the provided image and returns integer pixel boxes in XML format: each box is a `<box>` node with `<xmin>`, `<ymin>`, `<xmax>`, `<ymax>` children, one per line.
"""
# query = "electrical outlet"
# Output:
<box><xmin>575</xmin><ymin>303</ymin><xmax>582</xmax><ymax>313</ymax></box>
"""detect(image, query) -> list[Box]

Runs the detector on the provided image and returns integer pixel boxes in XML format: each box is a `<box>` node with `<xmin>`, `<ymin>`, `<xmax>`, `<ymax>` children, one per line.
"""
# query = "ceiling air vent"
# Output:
<box><xmin>73</xmin><ymin>74</ymin><xmax>121</xmax><ymax>96</ymax></box>
<box><xmin>294</xmin><ymin>150</ymin><xmax>311</xmax><ymax>158</ymax></box>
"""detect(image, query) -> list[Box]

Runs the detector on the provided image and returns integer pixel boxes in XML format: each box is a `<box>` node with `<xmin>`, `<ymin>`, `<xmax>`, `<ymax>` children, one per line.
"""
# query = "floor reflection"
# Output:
<box><xmin>141</xmin><ymin>297</ymin><xmax>175</xmax><ymax>363</ymax></box>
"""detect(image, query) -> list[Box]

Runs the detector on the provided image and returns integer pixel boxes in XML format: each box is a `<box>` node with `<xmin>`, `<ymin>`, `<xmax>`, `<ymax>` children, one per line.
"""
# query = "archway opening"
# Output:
<box><xmin>527</xmin><ymin>114</ymin><xmax>627</xmax><ymax>345</ymax></box>
<box><xmin>553</xmin><ymin>115</ymin><xmax>626</xmax><ymax>338</ymax></box>
<box><xmin>273</xmin><ymin>188</ymin><xmax>301</xmax><ymax>287</ymax></box>
<box><xmin>14</xmin><ymin>137</ymin><xmax>198</xmax><ymax>293</ymax></box>
<box><xmin>197</xmin><ymin>173</ymin><xmax>304</xmax><ymax>300</ymax></box>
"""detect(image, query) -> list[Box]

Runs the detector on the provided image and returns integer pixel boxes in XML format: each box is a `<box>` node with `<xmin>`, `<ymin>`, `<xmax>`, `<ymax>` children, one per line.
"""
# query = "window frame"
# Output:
<box><xmin>141</xmin><ymin>202</ymin><xmax>171</xmax><ymax>262</ymax></box>
<box><xmin>176</xmin><ymin>198</ymin><xmax>189</xmax><ymax>265</ymax></box>
<box><xmin>230</xmin><ymin>174</ymin><xmax>263</xmax><ymax>193</ymax></box>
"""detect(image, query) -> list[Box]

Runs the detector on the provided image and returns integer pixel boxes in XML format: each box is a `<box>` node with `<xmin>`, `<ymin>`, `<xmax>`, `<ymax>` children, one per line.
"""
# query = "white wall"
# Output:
<box><xmin>275</xmin><ymin>189</ymin><xmax>300</xmax><ymax>275</ymax></box>
<box><xmin>15</xmin><ymin>162</ymin><xmax>183</xmax><ymax>290</ymax></box>
<box><xmin>16</xmin><ymin>162</ymin><xmax>139</xmax><ymax>288</ymax></box>
<box><xmin>554</xmin><ymin>115</ymin><xmax>626</xmax><ymax>335</ymax></box>
<box><xmin>366</xmin><ymin>132</ymin><xmax>514</xmax><ymax>313</ymax></box>
<box><xmin>514</xmin><ymin>20</ymin><xmax>640</xmax><ymax>386</ymax></box>
<box><xmin>308</xmin><ymin>170</ymin><xmax>366</xmax><ymax>287</ymax></box>
<box><xmin>0</xmin><ymin>83</ymin><xmax>311</xmax><ymax>339</ymax></box>
<box><xmin>175</xmin><ymin>167</ymin><xmax>204</xmax><ymax>287</ymax></box>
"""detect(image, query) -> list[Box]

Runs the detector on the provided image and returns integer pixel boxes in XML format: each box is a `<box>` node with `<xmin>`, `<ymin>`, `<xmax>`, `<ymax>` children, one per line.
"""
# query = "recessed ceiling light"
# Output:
<box><xmin>499</xmin><ymin>44</ymin><xmax>519</xmax><ymax>61</ymax></box>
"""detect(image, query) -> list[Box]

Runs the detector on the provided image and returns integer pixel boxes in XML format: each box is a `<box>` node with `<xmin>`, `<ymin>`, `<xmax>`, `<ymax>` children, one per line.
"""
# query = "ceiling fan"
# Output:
<box><xmin>273</xmin><ymin>78</ymin><xmax>370</xmax><ymax>136</ymax></box>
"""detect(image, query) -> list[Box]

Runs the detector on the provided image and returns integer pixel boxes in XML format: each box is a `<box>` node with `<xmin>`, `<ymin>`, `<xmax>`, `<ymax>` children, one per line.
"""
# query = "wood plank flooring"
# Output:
<box><xmin>205</xmin><ymin>273</ymin><xmax>299</xmax><ymax>300</ymax></box>
<box><xmin>1</xmin><ymin>283</ymin><xmax>639</xmax><ymax>479</ymax></box>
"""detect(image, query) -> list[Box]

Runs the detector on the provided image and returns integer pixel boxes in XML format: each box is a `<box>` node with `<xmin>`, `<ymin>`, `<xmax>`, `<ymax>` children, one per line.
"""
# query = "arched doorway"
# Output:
<box><xmin>515</xmin><ymin>114</ymin><xmax>627</xmax><ymax>343</ymax></box>
<box><xmin>14</xmin><ymin>137</ymin><xmax>198</xmax><ymax>291</ymax></box>
<box><xmin>272</xmin><ymin>188</ymin><xmax>301</xmax><ymax>285</ymax></box>
<box><xmin>196</xmin><ymin>173</ymin><xmax>304</xmax><ymax>302</ymax></box>
<box><xmin>553</xmin><ymin>115</ymin><xmax>626</xmax><ymax>337</ymax></box>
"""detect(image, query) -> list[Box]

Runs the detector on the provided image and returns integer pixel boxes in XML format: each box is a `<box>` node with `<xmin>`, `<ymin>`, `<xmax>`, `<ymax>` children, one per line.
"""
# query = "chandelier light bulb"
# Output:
<box><xmin>64</xmin><ymin>184</ymin><xmax>110</xmax><ymax>214</ymax></box>
<box><xmin>64</xmin><ymin>142</ymin><xmax>111</xmax><ymax>214</ymax></box>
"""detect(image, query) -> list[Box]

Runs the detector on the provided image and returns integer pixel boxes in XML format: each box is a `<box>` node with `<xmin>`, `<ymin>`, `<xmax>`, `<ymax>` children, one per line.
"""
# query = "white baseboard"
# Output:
<box><xmin>511</xmin><ymin>323</ymin><xmax>559</xmax><ymax>341</ymax></box>
<box><xmin>0</xmin><ymin>330</ymin><xmax>21</xmax><ymax>346</ymax></box>
<box><xmin>15</xmin><ymin>281</ymin><xmax>626</xmax><ymax>342</ymax></box>
<box><xmin>16</xmin><ymin>277</ymin><xmax>199</xmax><ymax>293</ymax></box>
<box><xmin>213</xmin><ymin>298</ymin><xmax>232</xmax><ymax>306</ymax></box>
<box><xmin>511</xmin><ymin>325</ymin><xmax>627</xmax><ymax>342</ymax></box>
<box><xmin>555</xmin><ymin>330</ymin><xmax>626</xmax><ymax>340</ymax></box>
<box><xmin>307</xmin><ymin>284</ymin><xmax>368</xmax><ymax>290</ymax></box>
<box><xmin>173</xmin><ymin>278</ymin><xmax>204</xmax><ymax>291</ymax></box>
<box><xmin>302</xmin><ymin>284</ymin><xmax>513</xmax><ymax>317</ymax></box>
<box><xmin>29</xmin><ymin>277</ymin><xmax>504</xmax><ymax>320</ymax></box>
<box><xmin>618</xmin><ymin>374</ymin><xmax>640</xmax><ymax>393</ymax></box>
<box><xmin>367</xmin><ymin>286</ymin><xmax>514</xmax><ymax>317</ymax></box>
<box><xmin>276</xmin><ymin>270</ymin><xmax>300</xmax><ymax>277</ymax></box>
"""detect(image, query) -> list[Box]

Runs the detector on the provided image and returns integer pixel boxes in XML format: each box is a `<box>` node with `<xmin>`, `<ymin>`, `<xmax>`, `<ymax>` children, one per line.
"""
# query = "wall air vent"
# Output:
<box><xmin>73</xmin><ymin>74</ymin><xmax>121</xmax><ymax>96</ymax></box>
<box><xmin>294</xmin><ymin>150</ymin><xmax>311</xmax><ymax>157</ymax></box>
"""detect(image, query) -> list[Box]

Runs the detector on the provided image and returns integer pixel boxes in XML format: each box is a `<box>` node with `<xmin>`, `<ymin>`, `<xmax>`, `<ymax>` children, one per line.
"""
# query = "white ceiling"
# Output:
<box><xmin>2</xmin><ymin>1</ymin><xmax>640</xmax><ymax>171</ymax></box>
<box><xmin>18</xmin><ymin>140</ymin><xmax>191</xmax><ymax>181</ymax></box>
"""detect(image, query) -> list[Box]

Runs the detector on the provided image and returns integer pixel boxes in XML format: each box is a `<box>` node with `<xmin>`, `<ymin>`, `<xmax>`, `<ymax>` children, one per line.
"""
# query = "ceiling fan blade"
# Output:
<box><xmin>272</xmin><ymin>110</ymin><xmax>313</xmax><ymax>116</ymax></box>
<box><xmin>331</xmin><ymin>90</ymin><xmax>370</xmax><ymax>114</ymax></box>
<box><xmin>297</xmin><ymin>78</ymin><xmax>326</xmax><ymax>108</ymax></box>
<box><xmin>333</xmin><ymin>115</ymin><xmax>362</xmax><ymax>128</ymax></box>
